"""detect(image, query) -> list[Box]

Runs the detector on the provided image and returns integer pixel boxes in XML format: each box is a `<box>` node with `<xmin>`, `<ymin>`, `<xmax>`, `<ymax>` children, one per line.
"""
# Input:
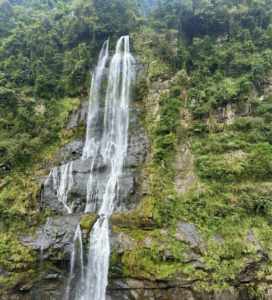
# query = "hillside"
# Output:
<box><xmin>1</xmin><ymin>0</ymin><xmax>272</xmax><ymax>299</ymax></box>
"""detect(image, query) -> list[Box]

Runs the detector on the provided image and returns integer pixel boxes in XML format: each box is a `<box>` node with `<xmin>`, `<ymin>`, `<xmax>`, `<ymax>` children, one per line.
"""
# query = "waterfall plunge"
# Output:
<box><xmin>80</xmin><ymin>36</ymin><xmax>134</xmax><ymax>300</ymax></box>
<box><xmin>42</xmin><ymin>37</ymin><xmax>134</xmax><ymax>300</ymax></box>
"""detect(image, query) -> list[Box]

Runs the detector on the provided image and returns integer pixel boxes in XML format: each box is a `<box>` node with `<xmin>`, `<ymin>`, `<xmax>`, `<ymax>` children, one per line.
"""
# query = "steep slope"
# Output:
<box><xmin>1</xmin><ymin>0</ymin><xmax>272</xmax><ymax>299</ymax></box>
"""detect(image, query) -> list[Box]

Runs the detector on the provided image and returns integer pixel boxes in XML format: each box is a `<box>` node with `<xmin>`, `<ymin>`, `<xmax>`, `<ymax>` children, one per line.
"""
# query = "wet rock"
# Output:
<box><xmin>167</xmin><ymin>275</ymin><xmax>196</xmax><ymax>288</ymax></box>
<box><xmin>106</xmin><ymin>290</ymin><xmax>133</xmax><ymax>300</ymax></box>
<box><xmin>109</xmin><ymin>223</ymin><xmax>123</xmax><ymax>254</ymax></box>
<box><xmin>107</xmin><ymin>278</ymin><xmax>130</xmax><ymax>289</ymax></box>
<box><xmin>41</xmin><ymin>108</ymin><xmax>149</xmax><ymax>215</ymax></box>
<box><xmin>43</xmin><ymin>267</ymin><xmax>63</xmax><ymax>280</ymax></box>
<box><xmin>56</xmin><ymin>139</ymin><xmax>84</xmax><ymax>161</ymax></box>
<box><xmin>35</xmin><ymin>174</ymin><xmax>49</xmax><ymax>187</ymax></box>
<box><xmin>168</xmin><ymin>288</ymin><xmax>195</xmax><ymax>300</ymax></box>
<box><xmin>0</xmin><ymin>269</ymin><xmax>10</xmax><ymax>278</ymax></box>
<box><xmin>193</xmin><ymin>261</ymin><xmax>206</xmax><ymax>269</ymax></box>
<box><xmin>0</xmin><ymin>281</ymin><xmax>66</xmax><ymax>300</ymax></box>
<box><xmin>20</xmin><ymin>213</ymin><xmax>83</xmax><ymax>260</ymax></box>
<box><xmin>116</xmin><ymin>232</ymin><xmax>137</xmax><ymax>251</ymax></box>
<box><xmin>108</xmin><ymin>263</ymin><xmax>123</xmax><ymax>276</ymax></box>
<box><xmin>80</xmin><ymin>213</ymin><xmax>99</xmax><ymax>235</ymax></box>
<box><xmin>111</xmin><ymin>211</ymin><xmax>133</xmax><ymax>228</ymax></box>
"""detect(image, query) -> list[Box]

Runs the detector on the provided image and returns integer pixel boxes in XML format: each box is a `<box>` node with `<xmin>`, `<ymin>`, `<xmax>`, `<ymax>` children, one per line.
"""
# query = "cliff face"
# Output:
<box><xmin>1</xmin><ymin>72</ymin><xmax>272</xmax><ymax>300</ymax></box>
<box><xmin>1</xmin><ymin>0</ymin><xmax>272</xmax><ymax>298</ymax></box>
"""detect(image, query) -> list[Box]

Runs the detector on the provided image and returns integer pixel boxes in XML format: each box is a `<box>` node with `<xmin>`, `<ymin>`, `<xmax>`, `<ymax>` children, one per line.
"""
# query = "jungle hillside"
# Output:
<box><xmin>1</xmin><ymin>0</ymin><xmax>272</xmax><ymax>298</ymax></box>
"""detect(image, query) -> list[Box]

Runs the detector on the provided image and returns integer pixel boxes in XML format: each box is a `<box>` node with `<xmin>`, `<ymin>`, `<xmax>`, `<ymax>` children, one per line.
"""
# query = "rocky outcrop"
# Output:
<box><xmin>65</xmin><ymin>101</ymin><xmax>89</xmax><ymax>130</ymax></box>
<box><xmin>20</xmin><ymin>213</ymin><xmax>85</xmax><ymax>260</ymax></box>
<box><xmin>147</xmin><ymin>76</ymin><xmax>173</xmax><ymax>115</ymax></box>
<box><xmin>173</xmin><ymin>143</ymin><xmax>202</xmax><ymax>195</ymax></box>
<box><xmin>107</xmin><ymin>210</ymin><xmax>272</xmax><ymax>300</ymax></box>
<box><xmin>80</xmin><ymin>212</ymin><xmax>99</xmax><ymax>239</ymax></box>
<box><xmin>40</xmin><ymin>107</ymin><xmax>149</xmax><ymax>215</ymax></box>
<box><xmin>110</xmin><ymin>210</ymin><xmax>156</xmax><ymax>230</ymax></box>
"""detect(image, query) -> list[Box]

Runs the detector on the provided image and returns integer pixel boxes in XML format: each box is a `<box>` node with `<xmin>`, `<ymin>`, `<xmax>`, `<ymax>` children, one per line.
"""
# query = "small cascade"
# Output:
<box><xmin>40</xmin><ymin>172</ymin><xmax>52</xmax><ymax>260</ymax></box>
<box><xmin>37</xmin><ymin>217</ymin><xmax>50</xmax><ymax>300</ymax></box>
<box><xmin>65</xmin><ymin>225</ymin><xmax>84</xmax><ymax>300</ymax></box>
<box><xmin>83</xmin><ymin>39</ymin><xmax>110</xmax><ymax>213</ymax></box>
<box><xmin>46</xmin><ymin>162</ymin><xmax>74</xmax><ymax>213</ymax></box>
<box><xmin>82</xmin><ymin>39</ymin><xmax>109</xmax><ymax>160</ymax></box>
<box><xmin>40</xmin><ymin>217</ymin><xmax>50</xmax><ymax>261</ymax></box>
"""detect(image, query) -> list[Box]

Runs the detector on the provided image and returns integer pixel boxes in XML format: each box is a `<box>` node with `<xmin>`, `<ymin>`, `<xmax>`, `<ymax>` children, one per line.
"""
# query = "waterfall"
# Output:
<box><xmin>79</xmin><ymin>36</ymin><xmax>134</xmax><ymax>300</ymax></box>
<box><xmin>83</xmin><ymin>39</ymin><xmax>109</xmax><ymax>213</ymax></box>
<box><xmin>41</xmin><ymin>36</ymin><xmax>134</xmax><ymax>300</ymax></box>
<box><xmin>65</xmin><ymin>224</ymin><xmax>84</xmax><ymax>300</ymax></box>
<box><xmin>54</xmin><ymin>162</ymin><xmax>74</xmax><ymax>213</ymax></box>
<box><xmin>82</xmin><ymin>39</ymin><xmax>109</xmax><ymax>160</ymax></box>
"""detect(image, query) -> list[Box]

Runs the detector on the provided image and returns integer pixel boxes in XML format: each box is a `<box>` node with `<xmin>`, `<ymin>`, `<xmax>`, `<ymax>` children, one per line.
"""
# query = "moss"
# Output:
<box><xmin>45</xmin><ymin>206</ymin><xmax>51</xmax><ymax>215</ymax></box>
<box><xmin>80</xmin><ymin>213</ymin><xmax>99</xmax><ymax>233</ymax></box>
<box><xmin>122</xmin><ymin>266</ymin><xmax>134</xmax><ymax>277</ymax></box>
<box><xmin>109</xmin><ymin>246</ymin><xmax>119</xmax><ymax>265</ymax></box>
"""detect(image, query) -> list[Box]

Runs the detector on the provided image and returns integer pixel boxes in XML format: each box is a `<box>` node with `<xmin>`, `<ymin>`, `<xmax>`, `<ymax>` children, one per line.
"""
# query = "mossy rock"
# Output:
<box><xmin>110</xmin><ymin>210</ymin><xmax>156</xmax><ymax>230</ymax></box>
<box><xmin>80</xmin><ymin>213</ymin><xmax>99</xmax><ymax>233</ymax></box>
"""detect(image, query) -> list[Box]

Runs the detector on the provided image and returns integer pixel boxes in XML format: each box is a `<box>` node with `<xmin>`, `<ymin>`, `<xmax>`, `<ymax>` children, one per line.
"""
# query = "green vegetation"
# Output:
<box><xmin>127</xmin><ymin>0</ymin><xmax>272</xmax><ymax>294</ymax></box>
<box><xmin>0</xmin><ymin>0</ymin><xmax>144</xmax><ymax>281</ymax></box>
<box><xmin>80</xmin><ymin>213</ymin><xmax>98</xmax><ymax>233</ymax></box>
<box><xmin>1</xmin><ymin>0</ymin><xmax>272</xmax><ymax>295</ymax></box>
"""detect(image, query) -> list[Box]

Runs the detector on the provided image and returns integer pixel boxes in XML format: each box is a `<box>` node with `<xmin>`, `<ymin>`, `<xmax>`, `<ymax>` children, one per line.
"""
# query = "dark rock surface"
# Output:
<box><xmin>40</xmin><ymin>107</ymin><xmax>149</xmax><ymax>215</ymax></box>
<box><xmin>20</xmin><ymin>213</ymin><xmax>84</xmax><ymax>260</ymax></box>
<box><xmin>66</xmin><ymin>101</ymin><xmax>89</xmax><ymax>130</ymax></box>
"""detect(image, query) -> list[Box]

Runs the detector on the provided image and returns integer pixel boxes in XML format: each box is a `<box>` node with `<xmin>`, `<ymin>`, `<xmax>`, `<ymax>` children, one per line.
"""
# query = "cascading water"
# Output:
<box><xmin>79</xmin><ymin>36</ymin><xmax>134</xmax><ymax>300</ymax></box>
<box><xmin>65</xmin><ymin>224</ymin><xmax>84</xmax><ymax>299</ymax></box>
<box><xmin>82</xmin><ymin>40</ymin><xmax>109</xmax><ymax>160</ymax></box>
<box><xmin>44</xmin><ymin>162</ymin><xmax>74</xmax><ymax>213</ymax></box>
<box><xmin>41</xmin><ymin>36</ymin><xmax>134</xmax><ymax>300</ymax></box>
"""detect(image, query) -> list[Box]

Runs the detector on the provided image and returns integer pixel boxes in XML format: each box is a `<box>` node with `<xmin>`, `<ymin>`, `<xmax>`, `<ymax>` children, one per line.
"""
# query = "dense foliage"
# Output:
<box><xmin>0</xmin><ymin>0</ymin><xmax>143</xmax><ymax>280</ymax></box>
<box><xmin>129</xmin><ymin>0</ymin><xmax>272</xmax><ymax>294</ymax></box>
<box><xmin>1</xmin><ymin>0</ymin><xmax>272</xmax><ymax>295</ymax></box>
<box><xmin>0</xmin><ymin>0</ymin><xmax>143</xmax><ymax>173</ymax></box>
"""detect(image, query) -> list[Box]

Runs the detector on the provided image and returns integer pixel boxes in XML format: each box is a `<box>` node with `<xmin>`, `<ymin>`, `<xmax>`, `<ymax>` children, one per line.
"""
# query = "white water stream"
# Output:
<box><xmin>42</xmin><ymin>36</ymin><xmax>134</xmax><ymax>300</ymax></box>
<box><xmin>65</xmin><ymin>224</ymin><xmax>84</xmax><ymax>299</ymax></box>
<box><xmin>79</xmin><ymin>36</ymin><xmax>134</xmax><ymax>300</ymax></box>
<box><xmin>45</xmin><ymin>161</ymin><xmax>74</xmax><ymax>213</ymax></box>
